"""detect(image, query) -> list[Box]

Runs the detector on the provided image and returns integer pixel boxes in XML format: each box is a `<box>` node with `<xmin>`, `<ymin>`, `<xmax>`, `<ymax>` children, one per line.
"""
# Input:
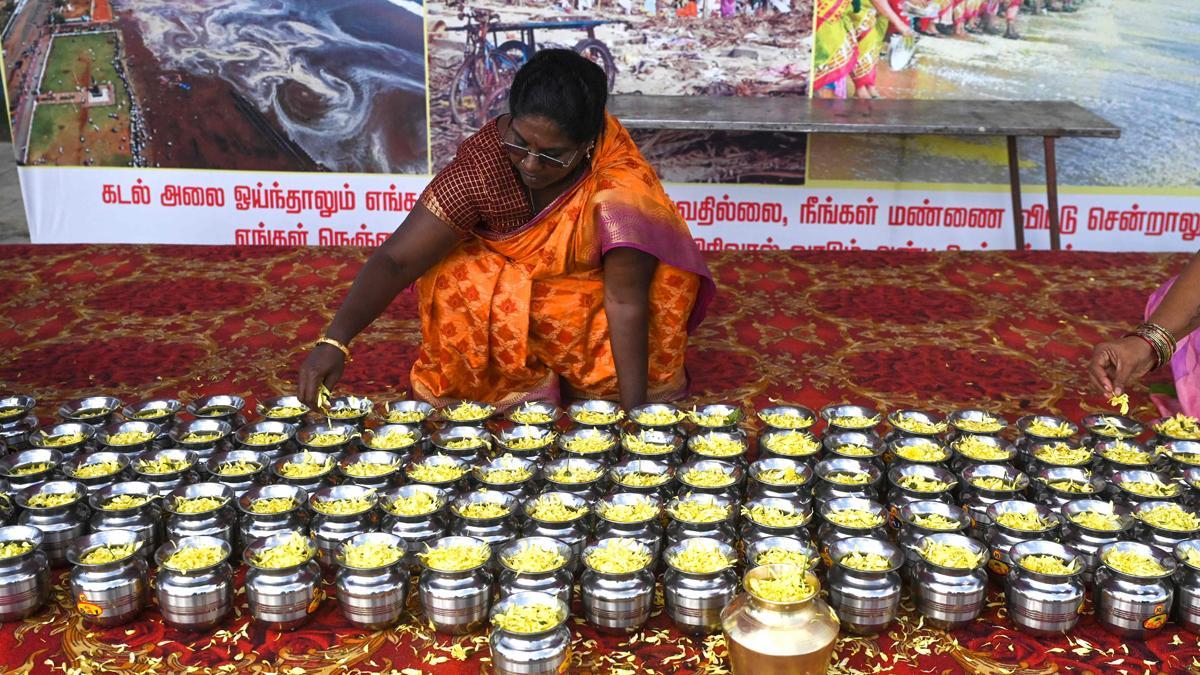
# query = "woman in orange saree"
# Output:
<box><xmin>298</xmin><ymin>49</ymin><xmax>714</xmax><ymax>410</ymax></box>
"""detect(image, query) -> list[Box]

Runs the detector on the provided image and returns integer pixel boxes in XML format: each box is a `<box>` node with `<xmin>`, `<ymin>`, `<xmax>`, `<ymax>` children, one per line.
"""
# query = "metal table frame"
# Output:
<box><xmin>608</xmin><ymin>95</ymin><xmax>1122</xmax><ymax>251</ymax></box>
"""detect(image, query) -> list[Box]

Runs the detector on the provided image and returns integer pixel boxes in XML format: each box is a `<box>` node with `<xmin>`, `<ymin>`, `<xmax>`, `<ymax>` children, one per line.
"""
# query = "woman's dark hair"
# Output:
<box><xmin>508</xmin><ymin>49</ymin><xmax>608</xmax><ymax>145</ymax></box>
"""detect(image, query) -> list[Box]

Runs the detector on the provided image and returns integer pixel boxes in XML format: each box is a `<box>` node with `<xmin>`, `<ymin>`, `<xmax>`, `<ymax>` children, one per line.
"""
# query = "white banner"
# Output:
<box><xmin>19</xmin><ymin>166</ymin><xmax>1200</xmax><ymax>252</ymax></box>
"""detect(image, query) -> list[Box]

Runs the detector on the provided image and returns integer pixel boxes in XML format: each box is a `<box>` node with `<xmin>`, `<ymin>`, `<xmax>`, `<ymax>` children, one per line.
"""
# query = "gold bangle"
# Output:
<box><xmin>316</xmin><ymin>336</ymin><xmax>352</xmax><ymax>362</ymax></box>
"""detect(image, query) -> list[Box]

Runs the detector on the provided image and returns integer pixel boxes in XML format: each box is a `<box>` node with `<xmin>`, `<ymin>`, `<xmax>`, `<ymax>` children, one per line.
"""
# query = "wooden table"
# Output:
<box><xmin>608</xmin><ymin>96</ymin><xmax>1122</xmax><ymax>250</ymax></box>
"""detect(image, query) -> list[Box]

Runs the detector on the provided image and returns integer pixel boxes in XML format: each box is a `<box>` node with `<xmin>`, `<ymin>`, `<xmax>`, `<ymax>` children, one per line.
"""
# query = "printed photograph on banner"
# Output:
<box><xmin>807</xmin><ymin>0</ymin><xmax>1200</xmax><ymax>189</ymax></box>
<box><xmin>427</xmin><ymin>0</ymin><xmax>812</xmax><ymax>184</ymax></box>
<box><xmin>1</xmin><ymin>0</ymin><xmax>428</xmax><ymax>173</ymax></box>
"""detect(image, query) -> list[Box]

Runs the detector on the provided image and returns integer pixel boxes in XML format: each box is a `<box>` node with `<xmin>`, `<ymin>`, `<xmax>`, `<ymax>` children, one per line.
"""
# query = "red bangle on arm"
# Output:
<box><xmin>1124</xmin><ymin>333</ymin><xmax>1163</xmax><ymax>370</ymax></box>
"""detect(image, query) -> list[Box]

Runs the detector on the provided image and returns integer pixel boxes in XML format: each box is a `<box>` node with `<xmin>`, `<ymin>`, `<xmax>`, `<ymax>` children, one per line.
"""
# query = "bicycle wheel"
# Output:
<box><xmin>449</xmin><ymin>59</ymin><xmax>483</xmax><ymax>128</ymax></box>
<box><xmin>573</xmin><ymin>38</ymin><xmax>617</xmax><ymax>91</ymax></box>
<box><xmin>496</xmin><ymin>40</ymin><xmax>533</xmax><ymax>68</ymax></box>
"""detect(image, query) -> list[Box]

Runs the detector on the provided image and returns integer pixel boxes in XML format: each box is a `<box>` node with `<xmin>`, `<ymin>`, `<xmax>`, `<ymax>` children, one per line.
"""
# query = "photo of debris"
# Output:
<box><xmin>2</xmin><ymin>0</ymin><xmax>429</xmax><ymax>173</ymax></box>
<box><xmin>427</xmin><ymin>0</ymin><xmax>814</xmax><ymax>184</ymax></box>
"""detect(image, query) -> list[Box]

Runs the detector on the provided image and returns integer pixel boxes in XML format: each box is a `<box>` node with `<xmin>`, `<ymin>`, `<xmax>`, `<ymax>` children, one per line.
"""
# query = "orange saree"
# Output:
<box><xmin>411</xmin><ymin>113</ymin><xmax>715</xmax><ymax>407</ymax></box>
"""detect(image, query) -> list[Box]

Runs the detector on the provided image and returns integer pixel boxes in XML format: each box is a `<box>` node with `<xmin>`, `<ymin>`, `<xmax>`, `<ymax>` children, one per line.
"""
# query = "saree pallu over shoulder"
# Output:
<box><xmin>411</xmin><ymin>114</ymin><xmax>714</xmax><ymax>406</ymax></box>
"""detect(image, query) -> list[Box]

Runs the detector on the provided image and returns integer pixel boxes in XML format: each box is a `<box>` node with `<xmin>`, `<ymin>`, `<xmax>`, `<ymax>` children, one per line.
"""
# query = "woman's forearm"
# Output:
<box><xmin>606</xmin><ymin>301</ymin><xmax>650</xmax><ymax>410</ymax></box>
<box><xmin>1148</xmin><ymin>252</ymin><xmax>1200</xmax><ymax>339</ymax></box>
<box><xmin>324</xmin><ymin>252</ymin><xmax>416</xmax><ymax>344</ymax></box>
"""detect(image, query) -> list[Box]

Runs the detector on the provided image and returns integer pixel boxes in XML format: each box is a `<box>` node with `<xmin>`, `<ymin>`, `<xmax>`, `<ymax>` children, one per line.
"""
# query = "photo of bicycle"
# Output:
<box><xmin>428</xmin><ymin>0</ymin><xmax>814</xmax><ymax>184</ymax></box>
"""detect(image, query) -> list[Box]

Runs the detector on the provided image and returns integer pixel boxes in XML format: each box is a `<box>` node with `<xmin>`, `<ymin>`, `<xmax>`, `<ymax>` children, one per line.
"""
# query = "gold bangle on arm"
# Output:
<box><xmin>316</xmin><ymin>337</ymin><xmax>352</xmax><ymax>362</ymax></box>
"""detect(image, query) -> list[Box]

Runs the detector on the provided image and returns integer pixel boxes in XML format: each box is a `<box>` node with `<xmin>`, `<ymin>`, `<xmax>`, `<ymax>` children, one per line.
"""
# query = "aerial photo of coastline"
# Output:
<box><xmin>2</xmin><ymin>0</ymin><xmax>429</xmax><ymax>173</ymax></box>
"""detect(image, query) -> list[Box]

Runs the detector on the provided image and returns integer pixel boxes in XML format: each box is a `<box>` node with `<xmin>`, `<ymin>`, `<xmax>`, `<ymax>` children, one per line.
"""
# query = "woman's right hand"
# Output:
<box><xmin>1087</xmin><ymin>335</ymin><xmax>1157</xmax><ymax>398</ymax></box>
<box><xmin>298</xmin><ymin>343</ymin><xmax>346</xmax><ymax>409</ymax></box>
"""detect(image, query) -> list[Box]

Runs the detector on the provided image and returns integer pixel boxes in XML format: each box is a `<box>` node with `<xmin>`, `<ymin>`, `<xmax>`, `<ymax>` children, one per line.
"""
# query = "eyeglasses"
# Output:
<box><xmin>500</xmin><ymin>139</ymin><xmax>581</xmax><ymax>169</ymax></box>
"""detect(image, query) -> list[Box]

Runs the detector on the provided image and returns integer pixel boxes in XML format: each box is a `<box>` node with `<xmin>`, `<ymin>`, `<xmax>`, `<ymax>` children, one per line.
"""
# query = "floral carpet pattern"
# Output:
<box><xmin>0</xmin><ymin>245</ymin><xmax>1193</xmax><ymax>675</ymax></box>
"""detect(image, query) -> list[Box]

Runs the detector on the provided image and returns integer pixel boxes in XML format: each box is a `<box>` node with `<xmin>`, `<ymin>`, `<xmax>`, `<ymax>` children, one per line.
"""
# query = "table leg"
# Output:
<box><xmin>1044</xmin><ymin>136</ymin><xmax>1061</xmax><ymax>251</ymax></box>
<box><xmin>1007</xmin><ymin>135</ymin><xmax>1024</xmax><ymax>251</ymax></box>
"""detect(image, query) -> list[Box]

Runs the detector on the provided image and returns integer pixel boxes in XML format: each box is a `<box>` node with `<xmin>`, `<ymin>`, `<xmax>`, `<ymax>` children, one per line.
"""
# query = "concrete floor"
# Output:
<box><xmin>0</xmin><ymin>143</ymin><xmax>29</xmax><ymax>244</ymax></box>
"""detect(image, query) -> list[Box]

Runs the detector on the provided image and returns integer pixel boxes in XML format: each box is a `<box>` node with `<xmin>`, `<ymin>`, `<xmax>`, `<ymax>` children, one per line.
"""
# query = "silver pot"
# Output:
<box><xmin>296</xmin><ymin>422</ymin><xmax>360</xmax><ymax>459</ymax></box>
<box><xmin>756</xmin><ymin>404</ymin><xmax>817</xmax><ymax>433</ymax></box>
<box><xmin>1111</xmin><ymin>468</ymin><xmax>1183</xmax><ymax>507</ymax></box>
<box><xmin>1015</xmin><ymin>414</ymin><xmax>1079</xmax><ymax>449</ymax></box>
<box><xmin>1163</xmin><ymin>440</ymin><xmax>1200</xmax><ymax>479</ymax></box>
<box><xmin>1173</xmin><ymin>539</ymin><xmax>1200</xmax><ymax>635</ymax></box>
<box><xmin>309</xmin><ymin>484</ymin><xmax>379</xmax><ymax>570</ymax></box>
<box><xmin>504</xmin><ymin>401</ymin><xmax>562</xmax><ymax>428</ymax></box>
<box><xmin>757</xmin><ymin>428</ymin><xmax>822</xmax><ymax>464</ymax></box>
<box><xmin>337</xmin><ymin>450</ymin><xmax>405</xmax><ymax>491</ymax></box>
<box><xmin>558</xmin><ymin>427</ymin><xmax>620</xmax><ymax>466</ymax></box>
<box><xmin>88</xmin><ymin>481</ymin><xmax>162</xmax><ymax>557</ymax></box>
<box><xmin>335</xmin><ymin>532</ymin><xmax>408</xmax><ymax>629</ymax></box>
<box><xmin>1094</xmin><ymin>439</ymin><xmax>1158</xmax><ymax>481</ymax></box>
<box><xmin>380</xmin><ymin>399</ymin><xmax>434</xmax><ymax>428</ymax></box>
<box><xmin>1132</xmin><ymin>500</ymin><xmax>1200</xmax><ymax>556</ymax></box>
<box><xmin>271</xmin><ymin>451</ymin><xmax>338</xmax><ymax>494</ymax></box>
<box><xmin>826</xmin><ymin>536</ymin><xmax>903</xmax><ymax>635</ymax></box>
<box><xmin>418</xmin><ymin>535</ymin><xmax>494</xmax><ymax>635</ymax></box>
<box><xmin>205</xmin><ymin>449</ymin><xmax>268</xmax><ymax>498</ymax></box>
<box><xmin>238</xmin><ymin>484</ymin><xmax>310</xmax><ymax>547</ymax></box>
<box><xmin>0</xmin><ymin>449</ymin><xmax>62</xmax><ymax>489</ymax></box>
<box><xmin>666</xmin><ymin>493</ymin><xmax>737</xmax><ymax>549</ymax></box>
<box><xmin>62</xmin><ymin>451</ymin><xmax>129</xmax><ymax>495</ymax></box>
<box><xmin>887</xmin><ymin>409</ymin><xmax>948</xmax><ymax>440</ymax></box>
<box><xmin>15</xmin><ymin>480</ymin><xmax>89</xmax><ymax>567</ymax></box>
<box><xmin>522</xmin><ymin>492</ymin><xmax>591</xmax><ymax>574</ymax></box>
<box><xmin>1004</xmin><ymin>540</ymin><xmax>1086</xmax><ymax>636</ymax></box>
<box><xmin>1080</xmin><ymin>414</ymin><xmax>1144</xmax><ymax>448</ymax></box>
<box><xmin>404</xmin><ymin>455</ymin><xmax>471</xmax><ymax>500</ymax></box>
<box><xmin>359</xmin><ymin>424</ymin><xmax>422</xmax><ymax>458</ymax></box>
<box><xmin>153</xmin><ymin>535</ymin><xmax>234</xmax><ymax>631</ymax></box>
<box><xmin>740</xmin><ymin>496</ymin><xmax>812</xmax><ymax>544</ymax></box>
<box><xmin>497</xmin><ymin>537</ymin><xmax>573</xmax><ymax>607</ymax></box>
<box><xmin>451</xmin><ymin>490</ymin><xmax>519</xmax><ymax>558</ymax></box>
<box><xmin>1033</xmin><ymin>466</ymin><xmax>1105</xmax><ymax>509</ymax></box>
<box><xmin>564</xmin><ymin>400</ymin><xmax>623</xmax><ymax>429</ymax></box>
<box><xmin>688</xmin><ymin>403</ymin><xmax>744</xmax><ymax>433</ymax></box>
<box><xmin>436</xmin><ymin>400</ymin><xmax>496</xmax><ymax>428</ymax></box>
<box><xmin>959</xmin><ymin>463</ymin><xmax>1030</xmax><ymax>539</ymax></box>
<box><xmin>627</xmin><ymin>403</ymin><xmax>685</xmax><ymax>433</ymax></box>
<box><xmin>817</xmin><ymin>496</ymin><xmax>888</xmax><ymax>553</ymax></box>
<box><xmin>686</xmin><ymin>429</ymin><xmax>749</xmax><ymax>467</ymax></box>
<box><xmin>540</xmin><ymin>457</ymin><xmax>607</xmax><ymax>499</ymax></box>
<box><xmin>823</xmin><ymin>430</ymin><xmax>885</xmax><ymax>467</ymax></box>
<box><xmin>887</xmin><ymin>435</ymin><xmax>952</xmax><ymax>469</ymax></box>
<box><xmin>163</xmin><ymin>482</ymin><xmax>236</xmax><ymax>544</ymax></box>
<box><xmin>985</xmin><ymin>500</ymin><xmax>1062</xmax><ymax>580</ymax></box>
<box><xmin>1093</xmin><ymin>541</ymin><xmax>1175</xmax><ymax>638</ymax></box>
<box><xmin>321</xmin><ymin>396</ymin><xmax>373</xmax><ymax>431</ymax></box>
<box><xmin>620</xmin><ymin>427</ymin><xmax>684</xmax><ymax>466</ymax></box>
<box><xmin>1060</xmin><ymin>499</ymin><xmax>1135</xmax><ymax>582</ymax></box>
<box><xmin>912</xmin><ymin>532</ymin><xmax>988</xmax><ymax>629</ymax></box>
<box><xmin>580</xmin><ymin>537</ymin><xmax>656</xmax><ymax>634</ymax></box>
<box><xmin>675</xmin><ymin>458</ymin><xmax>743</xmax><ymax>501</ymax></box>
<box><xmin>26</xmin><ymin>422</ymin><xmax>96</xmax><ymax>462</ymax></box>
<box><xmin>431</xmin><ymin>425</ymin><xmax>493</xmax><ymax>465</ymax></box>
<box><xmin>255</xmin><ymin>395</ymin><xmax>311</xmax><ymax>426</ymax></box>
<box><xmin>949</xmin><ymin>434</ymin><xmax>1018</xmax><ymax>473</ymax></box>
<box><xmin>59</xmin><ymin>396</ymin><xmax>122</xmax><ymax>427</ymax></box>
<box><xmin>812</xmin><ymin>458</ymin><xmax>881</xmax><ymax>502</ymax></box>
<box><xmin>608</xmin><ymin>458</ymin><xmax>676</xmax><ymax>499</ymax></box>
<box><xmin>233</xmin><ymin>421</ymin><xmax>297</xmax><ymax>462</ymax></box>
<box><xmin>662</xmin><ymin>537</ymin><xmax>738</xmax><ymax>635</ymax></box>
<box><xmin>0</xmin><ymin>395</ymin><xmax>36</xmax><ymax>428</ymax></box>
<box><xmin>243</xmin><ymin>531</ymin><xmax>322</xmax><ymax>630</ymax></box>
<box><xmin>820</xmin><ymin>404</ymin><xmax>881</xmax><ymax>436</ymax></box>
<box><xmin>169</xmin><ymin>419</ymin><xmax>234</xmax><ymax>462</ymax></box>
<box><xmin>746</xmin><ymin>457</ymin><xmax>811</xmax><ymax>502</ymax></box>
<box><xmin>131</xmin><ymin>448</ymin><xmax>198</xmax><ymax>496</ymax></box>
<box><xmin>0</xmin><ymin>417</ymin><xmax>37</xmax><ymax>455</ymax></box>
<box><xmin>0</xmin><ymin>525</ymin><xmax>50</xmax><ymax>622</ymax></box>
<box><xmin>489</xmin><ymin>592</ymin><xmax>571</xmax><ymax>675</ymax></box>
<box><xmin>947</xmin><ymin>409</ymin><xmax>1008</xmax><ymax>437</ymax></box>
<box><xmin>492</xmin><ymin>424</ymin><xmax>557</xmax><ymax>463</ymax></box>
<box><xmin>187</xmin><ymin>395</ymin><xmax>246</xmax><ymax>425</ymax></box>
<box><xmin>742</xmin><ymin>536</ymin><xmax>819</xmax><ymax>575</ymax></box>
<box><xmin>473</xmin><ymin>455</ymin><xmax>539</xmax><ymax>501</ymax></box>
<box><xmin>67</xmin><ymin>529</ymin><xmax>148</xmax><ymax>627</ymax></box>
<box><xmin>1023</xmin><ymin>440</ymin><xmax>1096</xmax><ymax>477</ymax></box>
<box><xmin>896</xmin><ymin>501</ymin><xmax>971</xmax><ymax>585</ymax></box>
<box><xmin>379</xmin><ymin>484</ymin><xmax>450</xmax><ymax>571</ymax></box>
<box><xmin>885</xmin><ymin>464</ymin><xmax>958</xmax><ymax>516</ymax></box>
<box><xmin>594</xmin><ymin>493</ymin><xmax>664</xmax><ymax>561</ymax></box>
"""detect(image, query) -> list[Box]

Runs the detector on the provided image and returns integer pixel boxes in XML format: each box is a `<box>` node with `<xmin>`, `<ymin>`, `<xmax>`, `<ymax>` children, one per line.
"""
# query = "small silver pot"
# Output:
<box><xmin>154</xmin><ymin>535</ymin><xmax>234</xmax><ymax>631</ymax></box>
<box><xmin>662</xmin><ymin>537</ymin><xmax>738</xmax><ymax>635</ymax></box>
<box><xmin>67</xmin><ymin>529</ymin><xmax>148</xmax><ymax>627</ymax></box>
<box><xmin>62</xmin><ymin>451</ymin><xmax>130</xmax><ymax>495</ymax></box>
<box><xmin>0</xmin><ymin>448</ymin><xmax>62</xmax><ymax>489</ymax></box>
<box><xmin>947</xmin><ymin>409</ymin><xmax>1008</xmax><ymax>437</ymax></box>
<box><xmin>271</xmin><ymin>451</ymin><xmax>338</xmax><ymax>494</ymax></box>
<box><xmin>557</xmin><ymin>427</ymin><xmax>620</xmax><ymax>465</ymax></box>
<box><xmin>187</xmin><ymin>395</ymin><xmax>246</xmax><ymax>425</ymax></box>
<box><xmin>489</xmin><ymin>591</ymin><xmax>571</xmax><ymax>675</ymax></box>
<box><xmin>379</xmin><ymin>484</ymin><xmax>450</xmax><ymax>571</ymax></box>
<box><xmin>912</xmin><ymin>532</ymin><xmax>988</xmax><ymax>629</ymax></box>
<box><xmin>88</xmin><ymin>481</ymin><xmax>162</xmax><ymax>557</ymax></box>
<box><xmin>15</xmin><ymin>480</ymin><xmax>89</xmax><ymax>567</ymax></box>
<box><xmin>746</xmin><ymin>457</ymin><xmax>811</xmax><ymax>502</ymax></box>
<box><xmin>740</xmin><ymin>496</ymin><xmax>812</xmax><ymax>544</ymax></box>
<box><xmin>430</xmin><ymin>425</ymin><xmax>493</xmax><ymax>465</ymax></box>
<box><xmin>540</xmin><ymin>457</ymin><xmax>607</xmax><ymax>499</ymax></box>
<box><xmin>337</xmin><ymin>450</ymin><xmax>405</xmax><ymax>491</ymax></box>
<box><xmin>959</xmin><ymin>463</ymin><xmax>1030</xmax><ymax>539</ymax></box>
<box><xmin>418</xmin><ymin>535</ymin><xmax>494</xmax><ymax>635</ymax></box>
<box><xmin>812</xmin><ymin>458</ymin><xmax>882</xmax><ymax>502</ymax></box>
<box><xmin>205</xmin><ymin>449</ymin><xmax>268</xmax><ymax>498</ymax></box>
<box><xmin>984</xmin><ymin>500</ymin><xmax>1062</xmax><ymax>580</ymax></box>
<box><xmin>309</xmin><ymin>484</ymin><xmax>379</xmax><ymax>569</ymax></box>
<box><xmin>473</xmin><ymin>455</ymin><xmax>539</xmax><ymax>501</ymax></box>
<box><xmin>58</xmin><ymin>396</ymin><xmax>122</xmax><ymax>427</ymax></box>
<box><xmin>169</xmin><ymin>419</ymin><xmax>234</xmax><ymax>462</ymax></box>
<box><xmin>665</xmin><ymin>493</ymin><xmax>737</xmax><ymax>549</ymax></box>
<box><xmin>163</xmin><ymin>482</ymin><xmax>236</xmax><ymax>544</ymax></box>
<box><xmin>243</xmin><ymin>531</ymin><xmax>322</xmax><ymax>631</ymax></box>
<box><xmin>1093</xmin><ymin>541</ymin><xmax>1175</xmax><ymax>638</ymax></box>
<box><xmin>255</xmin><ymin>396</ymin><xmax>310</xmax><ymax>426</ymax></box>
<box><xmin>233</xmin><ymin>420</ymin><xmax>297</xmax><ymax>462</ymax></box>
<box><xmin>238</xmin><ymin>484</ymin><xmax>310</xmax><ymax>547</ymax></box>
<box><xmin>26</xmin><ymin>422</ymin><xmax>96</xmax><ymax>462</ymax></box>
<box><xmin>98</xmin><ymin>419</ymin><xmax>162</xmax><ymax>457</ymax></box>
<box><xmin>0</xmin><ymin>525</ymin><xmax>50</xmax><ymax>621</ymax></box>
<box><xmin>826</xmin><ymin>536</ymin><xmax>903</xmax><ymax>635</ymax></box>
<box><xmin>131</xmin><ymin>448</ymin><xmax>198</xmax><ymax>496</ymax></box>
<box><xmin>296</xmin><ymin>422</ymin><xmax>360</xmax><ymax>459</ymax></box>
<box><xmin>1004</xmin><ymin>540</ymin><xmax>1085</xmax><ymax>636</ymax></box>
<box><xmin>335</xmin><ymin>531</ymin><xmax>408</xmax><ymax>629</ymax></box>
<box><xmin>580</xmin><ymin>537</ymin><xmax>656</xmax><ymax>634</ymax></box>
<box><xmin>497</xmin><ymin>536</ymin><xmax>573</xmax><ymax>607</ymax></box>
<box><xmin>1060</xmin><ymin>499</ymin><xmax>1135</xmax><ymax>582</ymax></box>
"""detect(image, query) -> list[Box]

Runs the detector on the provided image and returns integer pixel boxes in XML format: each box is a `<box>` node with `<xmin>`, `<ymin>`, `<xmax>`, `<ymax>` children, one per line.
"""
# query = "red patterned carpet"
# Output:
<box><xmin>0</xmin><ymin>245</ymin><xmax>1192</xmax><ymax>675</ymax></box>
